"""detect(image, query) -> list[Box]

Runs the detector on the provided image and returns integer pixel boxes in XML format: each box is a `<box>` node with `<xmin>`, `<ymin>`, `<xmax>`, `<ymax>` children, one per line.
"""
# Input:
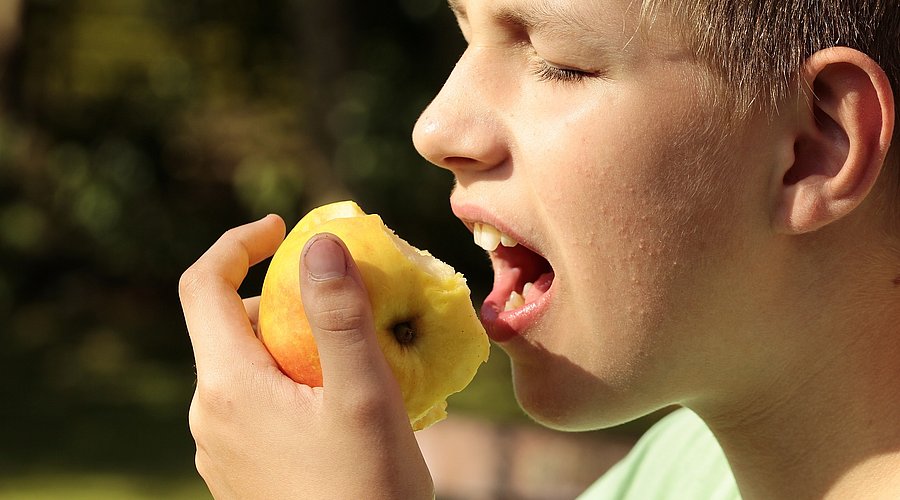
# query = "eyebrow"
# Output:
<box><xmin>447</xmin><ymin>0</ymin><xmax>607</xmax><ymax>42</ymax></box>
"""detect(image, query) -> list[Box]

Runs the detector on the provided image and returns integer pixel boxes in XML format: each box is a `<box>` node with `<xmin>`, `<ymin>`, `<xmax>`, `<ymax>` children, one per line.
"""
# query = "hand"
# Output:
<box><xmin>179</xmin><ymin>215</ymin><xmax>434</xmax><ymax>499</ymax></box>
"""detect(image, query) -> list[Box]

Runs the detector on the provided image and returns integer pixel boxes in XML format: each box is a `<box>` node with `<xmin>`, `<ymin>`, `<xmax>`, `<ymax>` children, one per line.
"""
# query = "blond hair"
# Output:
<box><xmin>638</xmin><ymin>1</ymin><xmax>900</xmax><ymax>230</ymax></box>
<box><xmin>640</xmin><ymin>0</ymin><xmax>900</xmax><ymax>119</ymax></box>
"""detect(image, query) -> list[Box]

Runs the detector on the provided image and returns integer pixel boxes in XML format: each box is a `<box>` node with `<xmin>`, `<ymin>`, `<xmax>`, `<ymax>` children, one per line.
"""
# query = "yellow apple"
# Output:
<box><xmin>258</xmin><ymin>201</ymin><xmax>489</xmax><ymax>430</ymax></box>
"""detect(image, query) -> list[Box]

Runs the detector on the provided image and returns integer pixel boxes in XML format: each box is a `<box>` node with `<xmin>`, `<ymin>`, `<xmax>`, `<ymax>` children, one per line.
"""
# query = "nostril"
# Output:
<box><xmin>412</xmin><ymin>101</ymin><xmax>508</xmax><ymax>173</ymax></box>
<box><xmin>443</xmin><ymin>156</ymin><xmax>490</xmax><ymax>171</ymax></box>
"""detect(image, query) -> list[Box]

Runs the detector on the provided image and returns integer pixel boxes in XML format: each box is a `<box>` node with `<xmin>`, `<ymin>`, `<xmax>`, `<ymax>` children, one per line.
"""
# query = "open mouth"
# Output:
<box><xmin>471</xmin><ymin>222</ymin><xmax>555</xmax><ymax>340</ymax></box>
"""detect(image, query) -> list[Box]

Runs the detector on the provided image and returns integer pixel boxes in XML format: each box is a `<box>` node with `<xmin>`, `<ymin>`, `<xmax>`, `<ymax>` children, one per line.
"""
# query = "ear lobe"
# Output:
<box><xmin>774</xmin><ymin>48</ymin><xmax>895</xmax><ymax>234</ymax></box>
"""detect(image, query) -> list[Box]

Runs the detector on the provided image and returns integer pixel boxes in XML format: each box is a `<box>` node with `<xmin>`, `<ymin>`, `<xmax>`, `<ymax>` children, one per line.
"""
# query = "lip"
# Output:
<box><xmin>451</xmin><ymin>203</ymin><xmax>532</xmax><ymax>252</ymax></box>
<box><xmin>451</xmin><ymin>201</ymin><xmax>555</xmax><ymax>342</ymax></box>
<box><xmin>481</xmin><ymin>273</ymin><xmax>555</xmax><ymax>342</ymax></box>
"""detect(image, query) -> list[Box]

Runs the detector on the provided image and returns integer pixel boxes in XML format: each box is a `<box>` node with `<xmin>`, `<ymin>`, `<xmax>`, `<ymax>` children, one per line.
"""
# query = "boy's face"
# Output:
<box><xmin>413</xmin><ymin>0</ymin><xmax>783</xmax><ymax>429</ymax></box>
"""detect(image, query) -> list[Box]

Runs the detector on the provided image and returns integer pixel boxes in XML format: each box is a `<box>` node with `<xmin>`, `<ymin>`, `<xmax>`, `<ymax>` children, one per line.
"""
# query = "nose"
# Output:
<box><xmin>412</xmin><ymin>47</ymin><xmax>509</xmax><ymax>174</ymax></box>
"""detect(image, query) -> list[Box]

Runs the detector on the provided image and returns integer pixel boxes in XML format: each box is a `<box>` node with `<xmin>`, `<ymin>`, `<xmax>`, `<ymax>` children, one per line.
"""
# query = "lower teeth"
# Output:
<box><xmin>504</xmin><ymin>290</ymin><xmax>525</xmax><ymax>311</ymax></box>
<box><xmin>503</xmin><ymin>279</ymin><xmax>539</xmax><ymax>311</ymax></box>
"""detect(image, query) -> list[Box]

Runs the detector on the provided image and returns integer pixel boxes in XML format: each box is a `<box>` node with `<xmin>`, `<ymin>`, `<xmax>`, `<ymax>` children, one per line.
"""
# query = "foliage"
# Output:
<box><xmin>0</xmin><ymin>0</ymin><xmax>519</xmax><ymax>481</ymax></box>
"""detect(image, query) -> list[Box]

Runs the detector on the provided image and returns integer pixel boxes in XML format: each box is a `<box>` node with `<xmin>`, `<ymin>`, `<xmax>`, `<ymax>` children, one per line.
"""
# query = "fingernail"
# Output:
<box><xmin>304</xmin><ymin>236</ymin><xmax>347</xmax><ymax>280</ymax></box>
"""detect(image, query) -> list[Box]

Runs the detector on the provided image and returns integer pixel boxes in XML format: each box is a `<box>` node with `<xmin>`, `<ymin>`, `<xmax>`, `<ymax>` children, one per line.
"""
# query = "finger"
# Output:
<box><xmin>299</xmin><ymin>233</ymin><xmax>395</xmax><ymax>397</ymax></box>
<box><xmin>243</xmin><ymin>296</ymin><xmax>261</xmax><ymax>336</ymax></box>
<box><xmin>180</xmin><ymin>214</ymin><xmax>286</xmax><ymax>377</ymax></box>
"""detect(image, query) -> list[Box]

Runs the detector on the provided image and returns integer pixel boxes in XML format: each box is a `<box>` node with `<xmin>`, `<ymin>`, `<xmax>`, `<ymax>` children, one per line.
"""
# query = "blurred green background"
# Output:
<box><xmin>0</xmin><ymin>1</ymin><xmax>653</xmax><ymax>498</ymax></box>
<box><xmin>0</xmin><ymin>0</ymin><xmax>522</xmax><ymax>496</ymax></box>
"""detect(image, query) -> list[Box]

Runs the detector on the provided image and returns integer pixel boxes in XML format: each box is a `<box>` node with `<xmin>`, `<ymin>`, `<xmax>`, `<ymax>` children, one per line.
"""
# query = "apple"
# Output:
<box><xmin>258</xmin><ymin>201</ymin><xmax>490</xmax><ymax>430</ymax></box>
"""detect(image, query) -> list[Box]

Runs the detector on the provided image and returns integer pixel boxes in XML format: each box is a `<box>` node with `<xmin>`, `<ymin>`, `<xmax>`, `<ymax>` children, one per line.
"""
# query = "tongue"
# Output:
<box><xmin>500</xmin><ymin>269</ymin><xmax>554</xmax><ymax>312</ymax></box>
<box><xmin>484</xmin><ymin>244</ymin><xmax>554</xmax><ymax>317</ymax></box>
<box><xmin>524</xmin><ymin>272</ymin><xmax>553</xmax><ymax>303</ymax></box>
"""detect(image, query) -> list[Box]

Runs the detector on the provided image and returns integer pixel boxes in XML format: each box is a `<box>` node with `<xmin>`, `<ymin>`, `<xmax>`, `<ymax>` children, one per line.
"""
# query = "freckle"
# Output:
<box><xmin>893</xmin><ymin>275</ymin><xmax>900</xmax><ymax>286</ymax></box>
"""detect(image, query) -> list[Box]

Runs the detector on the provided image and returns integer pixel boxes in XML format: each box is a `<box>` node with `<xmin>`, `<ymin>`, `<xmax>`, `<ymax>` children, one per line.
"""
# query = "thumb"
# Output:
<box><xmin>299</xmin><ymin>233</ymin><xmax>395</xmax><ymax>396</ymax></box>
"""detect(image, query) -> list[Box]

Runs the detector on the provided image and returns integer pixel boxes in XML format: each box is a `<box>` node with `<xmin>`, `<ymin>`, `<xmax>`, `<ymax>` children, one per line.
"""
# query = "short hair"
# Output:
<box><xmin>638</xmin><ymin>1</ymin><xmax>900</xmax><ymax>230</ymax></box>
<box><xmin>638</xmin><ymin>0</ymin><xmax>900</xmax><ymax>120</ymax></box>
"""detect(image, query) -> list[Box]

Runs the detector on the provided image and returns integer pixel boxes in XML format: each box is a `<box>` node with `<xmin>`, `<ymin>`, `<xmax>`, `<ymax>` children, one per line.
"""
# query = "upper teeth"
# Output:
<box><xmin>473</xmin><ymin>223</ymin><xmax>518</xmax><ymax>252</ymax></box>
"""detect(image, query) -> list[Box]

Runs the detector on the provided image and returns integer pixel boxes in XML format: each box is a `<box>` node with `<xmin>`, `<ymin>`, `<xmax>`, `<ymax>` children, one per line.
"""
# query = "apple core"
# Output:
<box><xmin>258</xmin><ymin>201</ymin><xmax>490</xmax><ymax>430</ymax></box>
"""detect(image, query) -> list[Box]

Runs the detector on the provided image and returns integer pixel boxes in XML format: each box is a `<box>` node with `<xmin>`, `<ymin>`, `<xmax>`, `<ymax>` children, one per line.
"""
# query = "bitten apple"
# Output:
<box><xmin>258</xmin><ymin>201</ymin><xmax>489</xmax><ymax>431</ymax></box>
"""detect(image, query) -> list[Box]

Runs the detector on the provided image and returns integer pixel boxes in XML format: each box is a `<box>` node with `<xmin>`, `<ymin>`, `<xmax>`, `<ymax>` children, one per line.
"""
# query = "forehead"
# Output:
<box><xmin>449</xmin><ymin>0</ymin><xmax>686</xmax><ymax>57</ymax></box>
<box><xmin>448</xmin><ymin>0</ymin><xmax>629</xmax><ymax>29</ymax></box>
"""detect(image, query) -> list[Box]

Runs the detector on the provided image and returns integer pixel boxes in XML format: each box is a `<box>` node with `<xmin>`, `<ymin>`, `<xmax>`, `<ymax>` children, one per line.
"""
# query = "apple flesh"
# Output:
<box><xmin>258</xmin><ymin>201</ymin><xmax>490</xmax><ymax>431</ymax></box>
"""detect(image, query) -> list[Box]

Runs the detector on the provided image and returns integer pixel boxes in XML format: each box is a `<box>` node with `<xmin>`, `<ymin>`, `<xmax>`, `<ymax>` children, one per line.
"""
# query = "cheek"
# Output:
<box><xmin>537</xmin><ymin>92</ymin><xmax>747</xmax><ymax>360</ymax></box>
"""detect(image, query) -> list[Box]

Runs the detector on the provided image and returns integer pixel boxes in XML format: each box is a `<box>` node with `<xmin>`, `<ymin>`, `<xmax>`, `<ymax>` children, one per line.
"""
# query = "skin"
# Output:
<box><xmin>181</xmin><ymin>0</ymin><xmax>900</xmax><ymax>498</ymax></box>
<box><xmin>413</xmin><ymin>0</ymin><xmax>900</xmax><ymax>497</ymax></box>
<box><xmin>180</xmin><ymin>226</ymin><xmax>432</xmax><ymax>499</ymax></box>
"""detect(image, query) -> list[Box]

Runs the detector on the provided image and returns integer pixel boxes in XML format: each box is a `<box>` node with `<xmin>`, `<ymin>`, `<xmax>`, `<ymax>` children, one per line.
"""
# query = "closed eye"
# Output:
<box><xmin>531</xmin><ymin>59</ymin><xmax>596</xmax><ymax>83</ymax></box>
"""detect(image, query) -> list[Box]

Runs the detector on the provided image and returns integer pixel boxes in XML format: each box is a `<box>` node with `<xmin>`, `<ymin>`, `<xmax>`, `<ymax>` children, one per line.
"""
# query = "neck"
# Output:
<box><xmin>708</xmin><ymin>342</ymin><xmax>900</xmax><ymax>499</ymax></box>
<box><xmin>697</xmin><ymin>252</ymin><xmax>900</xmax><ymax>499</ymax></box>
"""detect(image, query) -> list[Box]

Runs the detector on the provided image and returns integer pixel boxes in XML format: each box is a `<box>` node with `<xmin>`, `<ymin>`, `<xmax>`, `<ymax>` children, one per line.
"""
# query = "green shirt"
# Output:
<box><xmin>578</xmin><ymin>408</ymin><xmax>741</xmax><ymax>500</ymax></box>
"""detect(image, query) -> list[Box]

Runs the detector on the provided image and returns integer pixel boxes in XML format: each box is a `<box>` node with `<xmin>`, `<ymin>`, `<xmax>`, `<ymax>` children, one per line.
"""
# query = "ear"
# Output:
<box><xmin>774</xmin><ymin>47</ymin><xmax>895</xmax><ymax>234</ymax></box>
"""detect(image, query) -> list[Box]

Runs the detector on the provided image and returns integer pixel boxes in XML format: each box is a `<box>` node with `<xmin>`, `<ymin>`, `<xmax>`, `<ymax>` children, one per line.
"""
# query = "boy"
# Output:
<box><xmin>179</xmin><ymin>0</ymin><xmax>900</xmax><ymax>498</ymax></box>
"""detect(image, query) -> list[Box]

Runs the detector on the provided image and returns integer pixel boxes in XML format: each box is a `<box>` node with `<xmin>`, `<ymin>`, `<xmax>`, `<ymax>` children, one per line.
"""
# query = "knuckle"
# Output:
<box><xmin>219</xmin><ymin>225</ymin><xmax>244</xmax><ymax>242</ymax></box>
<box><xmin>180</xmin><ymin>225</ymin><xmax>254</xmax><ymax>303</ymax></box>
<box><xmin>195</xmin><ymin>373</ymin><xmax>237</xmax><ymax>417</ymax></box>
<box><xmin>217</xmin><ymin>227</ymin><xmax>251</xmax><ymax>261</ymax></box>
<box><xmin>194</xmin><ymin>448</ymin><xmax>211</xmax><ymax>481</ymax></box>
<box><xmin>178</xmin><ymin>266</ymin><xmax>208</xmax><ymax>302</ymax></box>
<box><xmin>306</xmin><ymin>290</ymin><xmax>371</xmax><ymax>332</ymax></box>
<box><xmin>187</xmin><ymin>395</ymin><xmax>205</xmax><ymax>441</ymax></box>
<box><xmin>308</xmin><ymin>304</ymin><xmax>369</xmax><ymax>334</ymax></box>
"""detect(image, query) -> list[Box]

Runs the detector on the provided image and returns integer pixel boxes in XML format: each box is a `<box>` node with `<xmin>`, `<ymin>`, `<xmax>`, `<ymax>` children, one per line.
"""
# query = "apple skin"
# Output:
<box><xmin>258</xmin><ymin>201</ymin><xmax>489</xmax><ymax>430</ymax></box>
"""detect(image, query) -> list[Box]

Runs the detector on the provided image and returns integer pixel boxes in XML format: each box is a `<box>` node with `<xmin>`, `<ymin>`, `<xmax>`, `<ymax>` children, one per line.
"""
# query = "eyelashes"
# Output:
<box><xmin>529</xmin><ymin>59</ymin><xmax>602</xmax><ymax>84</ymax></box>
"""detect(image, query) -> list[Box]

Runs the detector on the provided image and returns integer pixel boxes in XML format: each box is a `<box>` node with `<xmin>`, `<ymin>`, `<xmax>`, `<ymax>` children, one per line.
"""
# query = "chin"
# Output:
<box><xmin>509</xmin><ymin>358</ymin><xmax>657</xmax><ymax>432</ymax></box>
